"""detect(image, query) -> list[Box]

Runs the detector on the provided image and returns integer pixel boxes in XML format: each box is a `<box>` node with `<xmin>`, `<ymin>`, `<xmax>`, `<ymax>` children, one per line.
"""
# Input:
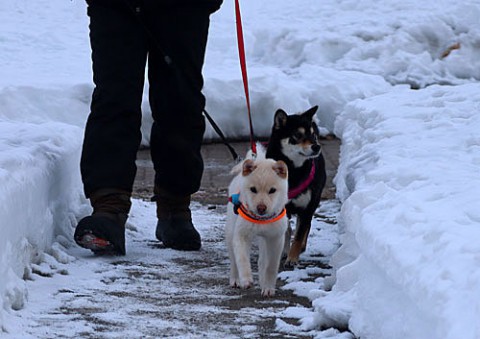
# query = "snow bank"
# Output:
<box><xmin>0</xmin><ymin>55</ymin><xmax>91</xmax><ymax>329</ymax></box>
<box><xmin>0</xmin><ymin>120</ymin><xmax>87</xmax><ymax>331</ymax></box>
<box><xmin>320</xmin><ymin>83</ymin><xmax>480</xmax><ymax>339</ymax></box>
<box><xmin>203</xmin><ymin>0</ymin><xmax>480</xmax><ymax>138</ymax></box>
<box><xmin>0</xmin><ymin>1</ymin><xmax>90</xmax><ymax>88</ymax></box>
<box><xmin>0</xmin><ymin>8</ymin><xmax>91</xmax><ymax>324</ymax></box>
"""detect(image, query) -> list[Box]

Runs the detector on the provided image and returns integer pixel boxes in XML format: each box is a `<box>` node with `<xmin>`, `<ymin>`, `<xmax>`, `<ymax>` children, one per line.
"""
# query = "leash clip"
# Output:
<box><xmin>229</xmin><ymin>193</ymin><xmax>241</xmax><ymax>214</ymax></box>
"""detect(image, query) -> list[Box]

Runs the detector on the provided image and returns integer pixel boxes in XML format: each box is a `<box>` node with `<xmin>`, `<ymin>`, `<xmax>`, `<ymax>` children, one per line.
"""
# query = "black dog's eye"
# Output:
<box><xmin>250</xmin><ymin>187</ymin><xmax>257</xmax><ymax>193</ymax></box>
<box><xmin>269</xmin><ymin>188</ymin><xmax>276</xmax><ymax>194</ymax></box>
<box><xmin>294</xmin><ymin>131</ymin><xmax>303</xmax><ymax>140</ymax></box>
<box><xmin>290</xmin><ymin>131</ymin><xmax>304</xmax><ymax>144</ymax></box>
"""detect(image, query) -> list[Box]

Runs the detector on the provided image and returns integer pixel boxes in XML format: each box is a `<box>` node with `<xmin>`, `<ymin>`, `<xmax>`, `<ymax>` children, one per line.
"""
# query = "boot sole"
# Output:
<box><xmin>162</xmin><ymin>240</ymin><xmax>201</xmax><ymax>251</ymax></box>
<box><xmin>76</xmin><ymin>232</ymin><xmax>120</xmax><ymax>255</ymax></box>
<box><xmin>156</xmin><ymin>227</ymin><xmax>201</xmax><ymax>251</ymax></box>
<box><xmin>74</xmin><ymin>215</ymin><xmax>126</xmax><ymax>255</ymax></box>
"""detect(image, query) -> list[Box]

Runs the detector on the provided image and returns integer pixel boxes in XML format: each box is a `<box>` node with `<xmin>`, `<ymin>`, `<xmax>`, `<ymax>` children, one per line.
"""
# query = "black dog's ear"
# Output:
<box><xmin>303</xmin><ymin>105</ymin><xmax>318</xmax><ymax>120</ymax></box>
<box><xmin>274</xmin><ymin>109</ymin><xmax>288</xmax><ymax>129</ymax></box>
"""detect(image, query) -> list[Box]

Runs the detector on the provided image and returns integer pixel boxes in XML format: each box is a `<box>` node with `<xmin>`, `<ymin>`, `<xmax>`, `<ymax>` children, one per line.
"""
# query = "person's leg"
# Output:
<box><xmin>81</xmin><ymin>1</ymin><xmax>148</xmax><ymax>197</ymax></box>
<box><xmin>75</xmin><ymin>1</ymin><xmax>148</xmax><ymax>255</ymax></box>
<box><xmin>147</xmin><ymin>6</ymin><xmax>210</xmax><ymax>196</ymax></box>
<box><xmin>145</xmin><ymin>4</ymin><xmax>213</xmax><ymax>250</ymax></box>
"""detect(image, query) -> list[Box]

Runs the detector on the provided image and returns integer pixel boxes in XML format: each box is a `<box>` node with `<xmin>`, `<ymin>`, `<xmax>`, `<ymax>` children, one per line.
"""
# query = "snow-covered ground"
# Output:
<box><xmin>1</xmin><ymin>0</ymin><xmax>480</xmax><ymax>338</ymax></box>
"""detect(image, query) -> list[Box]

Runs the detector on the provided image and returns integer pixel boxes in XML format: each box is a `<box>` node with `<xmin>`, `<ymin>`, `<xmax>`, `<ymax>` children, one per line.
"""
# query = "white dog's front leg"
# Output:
<box><xmin>233</xmin><ymin>230</ymin><xmax>254</xmax><ymax>289</ymax></box>
<box><xmin>260</xmin><ymin>234</ymin><xmax>285</xmax><ymax>297</ymax></box>
<box><xmin>228</xmin><ymin>242</ymin><xmax>240</xmax><ymax>288</ymax></box>
<box><xmin>229</xmin><ymin>262</ymin><xmax>240</xmax><ymax>288</ymax></box>
<box><xmin>226</xmin><ymin>211</ymin><xmax>240</xmax><ymax>288</ymax></box>
<box><xmin>257</xmin><ymin>237</ymin><xmax>268</xmax><ymax>290</ymax></box>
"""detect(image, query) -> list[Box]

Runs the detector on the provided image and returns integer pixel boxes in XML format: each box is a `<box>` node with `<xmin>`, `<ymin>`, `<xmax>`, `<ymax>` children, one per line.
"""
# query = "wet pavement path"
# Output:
<box><xmin>134</xmin><ymin>139</ymin><xmax>340</xmax><ymax>205</ymax></box>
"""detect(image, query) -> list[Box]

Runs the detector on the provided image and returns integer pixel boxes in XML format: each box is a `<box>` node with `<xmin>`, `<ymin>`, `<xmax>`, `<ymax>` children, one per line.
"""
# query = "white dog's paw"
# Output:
<box><xmin>230</xmin><ymin>278</ymin><xmax>240</xmax><ymax>288</ymax></box>
<box><xmin>239</xmin><ymin>277</ymin><xmax>254</xmax><ymax>289</ymax></box>
<box><xmin>261</xmin><ymin>288</ymin><xmax>276</xmax><ymax>297</ymax></box>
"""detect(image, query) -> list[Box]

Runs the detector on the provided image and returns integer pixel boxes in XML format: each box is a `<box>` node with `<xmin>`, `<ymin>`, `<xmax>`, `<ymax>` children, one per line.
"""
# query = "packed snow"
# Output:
<box><xmin>1</xmin><ymin>0</ymin><xmax>480</xmax><ymax>338</ymax></box>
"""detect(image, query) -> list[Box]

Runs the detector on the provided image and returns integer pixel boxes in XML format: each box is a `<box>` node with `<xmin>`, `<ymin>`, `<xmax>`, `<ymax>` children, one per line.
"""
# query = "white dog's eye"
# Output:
<box><xmin>269</xmin><ymin>188</ymin><xmax>276</xmax><ymax>194</ymax></box>
<box><xmin>250</xmin><ymin>187</ymin><xmax>257</xmax><ymax>193</ymax></box>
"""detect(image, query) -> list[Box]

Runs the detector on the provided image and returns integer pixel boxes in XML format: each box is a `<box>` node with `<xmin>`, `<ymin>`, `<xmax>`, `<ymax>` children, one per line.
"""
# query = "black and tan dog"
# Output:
<box><xmin>266</xmin><ymin>106</ymin><xmax>326</xmax><ymax>266</ymax></box>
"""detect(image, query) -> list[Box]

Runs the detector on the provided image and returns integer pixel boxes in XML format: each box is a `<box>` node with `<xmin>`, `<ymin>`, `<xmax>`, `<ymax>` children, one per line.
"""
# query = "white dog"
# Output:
<box><xmin>225</xmin><ymin>146</ymin><xmax>289</xmax><ymax>296</ymax></box>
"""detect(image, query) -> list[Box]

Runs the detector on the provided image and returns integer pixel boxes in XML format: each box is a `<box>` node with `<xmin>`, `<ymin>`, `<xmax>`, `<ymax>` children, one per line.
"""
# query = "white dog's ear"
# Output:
<box><xmin>242</xmin><ymin>159</ymin><xmax>256</xmax><ymax>176</ymax></box>
<box><xmin>273</xmin><ymin>160</ymin><xmax>288</xmax><ymax>179</ymax></box>
<box><xmin>274</xmin><ymin>109</ymin><xmax>288</xmax><ymax>129</ymax></box>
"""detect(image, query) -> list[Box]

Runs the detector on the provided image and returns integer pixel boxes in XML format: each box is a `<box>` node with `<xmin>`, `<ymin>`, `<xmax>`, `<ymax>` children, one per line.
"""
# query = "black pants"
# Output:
<box><xmin>81</xmin><ymin>0</ymin><xmax>217</xmax><ymax>198</ymax></box>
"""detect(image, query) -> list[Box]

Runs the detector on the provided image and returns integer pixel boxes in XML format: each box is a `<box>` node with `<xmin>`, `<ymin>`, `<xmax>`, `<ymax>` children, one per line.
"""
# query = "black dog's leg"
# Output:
<box><xmin>285</xmin><ymin>211</ymin><xmax>313</xmax><ymax>266</ymax></box>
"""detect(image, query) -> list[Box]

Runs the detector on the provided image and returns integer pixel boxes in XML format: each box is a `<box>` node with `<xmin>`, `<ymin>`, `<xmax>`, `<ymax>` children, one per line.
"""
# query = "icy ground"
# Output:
<box><xmin>5</xmin><ymin>200</ymin><xmax>345</xmax><ymax>339</ymax></box>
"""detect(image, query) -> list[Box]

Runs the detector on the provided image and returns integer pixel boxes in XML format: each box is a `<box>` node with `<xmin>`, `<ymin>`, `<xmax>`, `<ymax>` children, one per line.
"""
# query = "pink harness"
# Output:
<box><xmin>288</xmin><ymin>162</ymin><xmax>316</xmax><ymax>199</ymax></box>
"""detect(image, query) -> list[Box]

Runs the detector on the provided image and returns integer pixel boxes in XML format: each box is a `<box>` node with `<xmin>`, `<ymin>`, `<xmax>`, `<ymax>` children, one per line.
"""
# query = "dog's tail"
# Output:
<box><xmin>230</xmin><ymin>142</ymin><xmax>267</xmax><ymax>175</ymax></box>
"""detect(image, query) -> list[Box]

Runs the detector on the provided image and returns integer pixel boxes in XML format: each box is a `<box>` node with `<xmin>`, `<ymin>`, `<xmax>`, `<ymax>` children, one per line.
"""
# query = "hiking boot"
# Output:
<box><xmin>153</xmin><ymin>187</ymin><xmax>201</xmax><ymax>251</ymax></box>
<box><xmin>74</xmin><ymin>189</ymin><xmax>131</xmax><ymax>255</ymax></box>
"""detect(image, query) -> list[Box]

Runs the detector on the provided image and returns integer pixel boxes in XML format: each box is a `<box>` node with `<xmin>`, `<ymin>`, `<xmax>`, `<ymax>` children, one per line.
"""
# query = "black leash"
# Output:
<box><xmin>123</xmin><ymin>0</ymin><xmax>172</xmax><ymax>67</ymax></box>
<box><xmin>120</xmin><ymin>0</ymin><xmax>239</xmax><ymax>161</ymax></box>
<box><xmin>203</xmin><ymin>109</ymin><xmax>240</xmax><ymax>161</ymax></box>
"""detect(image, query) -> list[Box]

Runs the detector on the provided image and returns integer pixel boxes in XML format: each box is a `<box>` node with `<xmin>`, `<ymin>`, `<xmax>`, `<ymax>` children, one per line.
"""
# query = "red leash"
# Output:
<box><xmin>235</xmin><ymin>0</ymin><xmax>257</xmax><ymax>155</ymax></box>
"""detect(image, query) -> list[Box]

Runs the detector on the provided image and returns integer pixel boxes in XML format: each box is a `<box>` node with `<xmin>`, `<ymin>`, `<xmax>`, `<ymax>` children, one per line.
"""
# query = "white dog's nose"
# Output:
<box><xmin>257</xmin><ymin>204</ymin><xmax>267</xmax><ymax>215</ymax></box>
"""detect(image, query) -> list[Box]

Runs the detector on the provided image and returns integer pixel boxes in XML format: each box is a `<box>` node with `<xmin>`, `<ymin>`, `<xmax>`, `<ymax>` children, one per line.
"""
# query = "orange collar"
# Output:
<box><xmin>237</xmin><ymin>204</ymin><xmax>287</xmax><ymax>224</ymax></box>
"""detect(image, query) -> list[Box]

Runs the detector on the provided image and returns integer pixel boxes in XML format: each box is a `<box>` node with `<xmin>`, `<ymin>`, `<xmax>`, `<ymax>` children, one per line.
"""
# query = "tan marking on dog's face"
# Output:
<box><xmin>280</xmin><ymin>138</ymin><xmax>321</xmax><ymax>168</ymax></box>
<box><xmin>299</xmin><ymin>140</ymin><xmax>314</xmax><ymax>148</ymax></box>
